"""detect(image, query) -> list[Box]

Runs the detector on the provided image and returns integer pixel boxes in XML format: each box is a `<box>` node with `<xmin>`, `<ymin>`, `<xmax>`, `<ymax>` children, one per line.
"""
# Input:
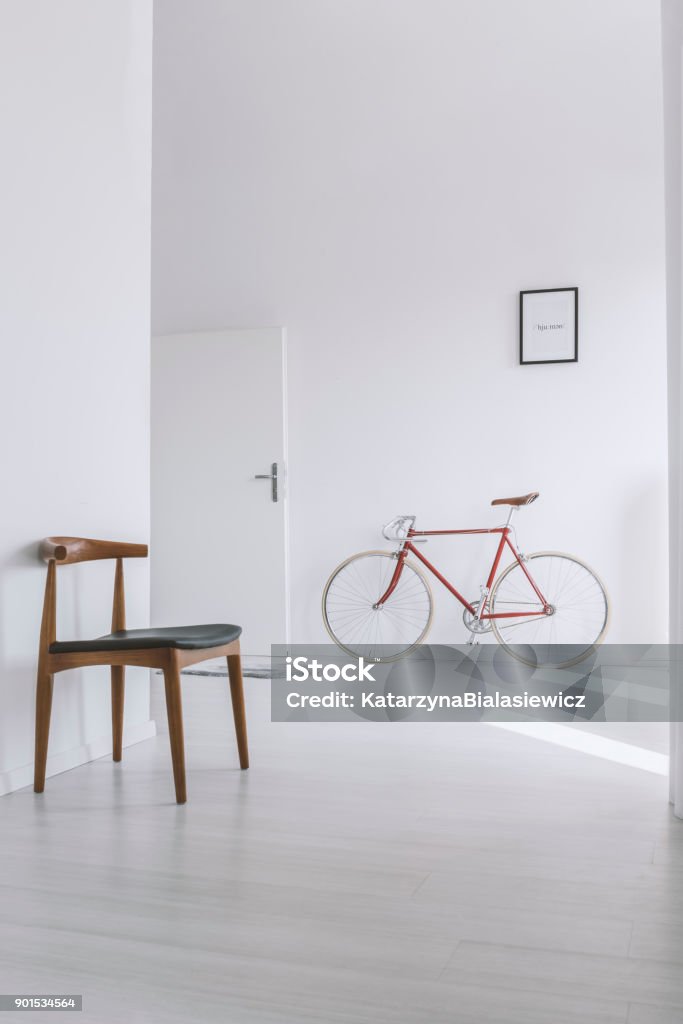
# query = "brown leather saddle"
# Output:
<box><xmin>491</xmin><ymin>492</ymin><xmax>539</xmax><ymax>507</ymax></box>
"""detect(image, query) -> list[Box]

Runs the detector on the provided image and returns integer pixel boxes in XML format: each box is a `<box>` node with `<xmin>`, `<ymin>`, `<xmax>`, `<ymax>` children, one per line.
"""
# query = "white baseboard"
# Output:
<box><xmin>0</xmin><ymin>719</ymin><xmax>158</xmax><ymax>797</ymax></box>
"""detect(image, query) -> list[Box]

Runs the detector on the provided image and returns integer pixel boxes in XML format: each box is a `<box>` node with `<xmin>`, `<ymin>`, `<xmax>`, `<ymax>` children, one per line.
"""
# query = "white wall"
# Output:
<box><xmin>0</xmin><ymin>1</ymin><xmax>154</xmax><ymax>794</ymax></box>
<box><xmin>664</xmin><ymin>0</ymin><xmax>683</xmax><ymax>634</ymax></box>
<box><xmin>152</xmin><ymin>0</ymin><xmax>668</xmax><ymax>645</ymax></box>
<box><xmin>662</xmin><ymin>0</ymin><xmax>683</xmax><ymax>812</ymax></box>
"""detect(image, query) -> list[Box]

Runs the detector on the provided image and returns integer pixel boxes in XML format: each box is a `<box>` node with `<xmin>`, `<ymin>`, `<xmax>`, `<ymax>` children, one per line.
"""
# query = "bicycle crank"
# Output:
<box><xmin>462</xmin><ymin>600</ymin><xmax>493</xmax><ymax>634</ymax></box>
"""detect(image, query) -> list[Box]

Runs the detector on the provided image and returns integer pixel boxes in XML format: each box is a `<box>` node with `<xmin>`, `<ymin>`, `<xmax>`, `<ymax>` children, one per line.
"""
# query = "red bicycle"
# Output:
<box><xmin>322</xmin><ymin>492</ymin><xmax>610</xmax><ymax>667</ymax></box>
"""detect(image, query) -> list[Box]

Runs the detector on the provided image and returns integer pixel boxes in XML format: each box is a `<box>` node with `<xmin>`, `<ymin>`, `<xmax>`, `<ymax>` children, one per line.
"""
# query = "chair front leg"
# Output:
<box><xmin>163</xmin><ymin>655</ymin><xmax>187</xmax><ymax>804</ymax></box>
<box><xmin>111</xmin><ymin>665</ymin><xmax>125</xmax><ymax>761</ymax></box>
<box><xmin>227</xmin><ymin>647</ymin><xmax>249</xmax><ymax>769</ymax></box>
<box><xmin>34</xmin><ymin>668</ymin><xmax>54</xmax><ymax>792</ymax></box>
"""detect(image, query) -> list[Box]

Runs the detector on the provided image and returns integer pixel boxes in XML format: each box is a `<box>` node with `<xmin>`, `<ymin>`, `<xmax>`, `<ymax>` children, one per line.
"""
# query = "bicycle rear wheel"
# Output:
<box><xmin>489</xmin><ymin>551</ymin><xmax>609</xmax><ymax>667</ymax></box>
<box><xmin>323</xmin><ymin>551</ymin><xmax>433</xmax><ymax>662</ymax></box>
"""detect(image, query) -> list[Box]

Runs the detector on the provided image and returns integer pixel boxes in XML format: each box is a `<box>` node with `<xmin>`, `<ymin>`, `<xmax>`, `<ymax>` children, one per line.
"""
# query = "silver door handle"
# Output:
<box><xmin>254</xmin><ymin>462</ymin><xmax>278</xmax><ymax>502</ymax></box>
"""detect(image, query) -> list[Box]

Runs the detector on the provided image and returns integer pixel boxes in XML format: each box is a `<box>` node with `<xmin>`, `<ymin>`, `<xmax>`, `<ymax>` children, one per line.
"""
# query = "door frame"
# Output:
<box><xmin>280</xmin><ymin>327</ymin><xmax>291</xmax><ymax>648</ymax></box>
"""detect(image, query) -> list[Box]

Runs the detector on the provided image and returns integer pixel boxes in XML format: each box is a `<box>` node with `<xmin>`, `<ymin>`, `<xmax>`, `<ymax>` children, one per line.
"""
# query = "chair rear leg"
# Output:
<box><xmin>111</xmin><ymin>666</ymin><xmax>125</xmax><ymax>761</ymax></box>
<box><xmin>34</xmin><ymin>670</ymin><xmax>54</xmax><ymax>792</ymax></box>
<box><xmin>227</xmin><ymin>649</ymin><xmax>249</xmax><ymax>769</ymax></box>
<box><xmin>163</xmin><ymin>659</ymin><xmax>187</xmax><ymax>804</ymax></box>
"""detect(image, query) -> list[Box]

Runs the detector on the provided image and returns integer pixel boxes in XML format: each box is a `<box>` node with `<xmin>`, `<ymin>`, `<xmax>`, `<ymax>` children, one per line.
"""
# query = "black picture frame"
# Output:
<box><xmin>519</xmin><ymin>287</ymin><xmax>578</xmax><ymax>365</ymax></box>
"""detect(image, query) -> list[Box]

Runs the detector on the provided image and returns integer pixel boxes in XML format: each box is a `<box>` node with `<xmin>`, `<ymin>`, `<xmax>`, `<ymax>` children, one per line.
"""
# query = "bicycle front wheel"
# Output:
<box><xmin>489</xmin><ymin>552</ymin><xmax>609</xmax><ymax>668</ymax></box>
<box><xmin>322</xmin><ymin>551</ymin><xmax>433</xmax><ymax>662</ymax></box>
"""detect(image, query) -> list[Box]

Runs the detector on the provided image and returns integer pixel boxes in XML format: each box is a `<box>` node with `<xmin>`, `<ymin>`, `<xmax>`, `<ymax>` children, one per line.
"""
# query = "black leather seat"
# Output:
<box><xmin>50</xmin><ymin>623</ymin><xmax>242</xmax><ymax>654</ymax></box>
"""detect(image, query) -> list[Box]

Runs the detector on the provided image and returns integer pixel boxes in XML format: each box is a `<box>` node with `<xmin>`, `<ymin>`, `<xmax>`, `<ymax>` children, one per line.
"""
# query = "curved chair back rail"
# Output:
<box><xmin>40</xmin><ymin>537</ymin><xmax>149</xmax><ymax>564</ymax></box>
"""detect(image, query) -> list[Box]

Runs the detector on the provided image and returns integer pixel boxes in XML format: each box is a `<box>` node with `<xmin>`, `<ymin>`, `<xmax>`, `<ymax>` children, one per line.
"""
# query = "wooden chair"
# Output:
<box><xmin>35</xmin><ymin>537</ymin><xmax>249</xmax><ymax>804</ymax></box>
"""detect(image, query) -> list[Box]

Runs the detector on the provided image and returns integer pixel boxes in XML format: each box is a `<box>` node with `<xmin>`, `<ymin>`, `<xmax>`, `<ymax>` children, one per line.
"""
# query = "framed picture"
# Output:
<box><xmin>519</xmin><ymin>287</ymin><xmax>578</xmax><ymax>365</ymax></box>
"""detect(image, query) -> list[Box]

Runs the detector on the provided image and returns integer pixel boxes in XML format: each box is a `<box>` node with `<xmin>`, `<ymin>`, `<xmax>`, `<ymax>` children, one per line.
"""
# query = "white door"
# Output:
<box><xmin>151</xmin><ymin>328</ymin><xmax>288</xmax><ymax>658</ymax></box>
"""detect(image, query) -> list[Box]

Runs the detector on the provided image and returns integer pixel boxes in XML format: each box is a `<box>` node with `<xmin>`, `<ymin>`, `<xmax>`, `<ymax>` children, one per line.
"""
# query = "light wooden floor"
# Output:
<box><xmin>1</xmin><ymin>679</ymin><xmax>682</xmax><ymax>1023</ymax></box>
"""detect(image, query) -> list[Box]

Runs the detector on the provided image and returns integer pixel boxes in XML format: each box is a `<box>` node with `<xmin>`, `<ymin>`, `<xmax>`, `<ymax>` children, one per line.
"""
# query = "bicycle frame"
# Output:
<box><xmin>376</xmin><ymin>519</ymin><xmax>550</xmax><ymax>621</ymax></box>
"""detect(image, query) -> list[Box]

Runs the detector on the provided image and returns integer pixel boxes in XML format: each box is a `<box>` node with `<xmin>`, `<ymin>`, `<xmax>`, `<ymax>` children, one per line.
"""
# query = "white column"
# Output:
<box><xmin>663</xmin><ymin>1</ymin><xmax>683</xmax><ymax>817</ymax></box>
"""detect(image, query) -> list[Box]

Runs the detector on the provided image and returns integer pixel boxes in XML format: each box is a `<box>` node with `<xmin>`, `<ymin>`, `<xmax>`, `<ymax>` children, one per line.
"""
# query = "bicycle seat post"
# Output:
<box><xmin>505</xmin><ymin>506</ymin><xmax>518</xmax><ymax>529</ymax></box>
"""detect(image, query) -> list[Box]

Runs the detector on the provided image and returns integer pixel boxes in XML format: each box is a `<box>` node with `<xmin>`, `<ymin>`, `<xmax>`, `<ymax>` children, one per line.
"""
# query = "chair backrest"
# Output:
<box><xmin>40</xmin><ymin>538</ymin><xmax>148</xmax><ymax>565</ymax></box>
<box><xmin>38</xmin><ymin>537</ymin><xmax>148</xmax><ymax>656</ymax></box>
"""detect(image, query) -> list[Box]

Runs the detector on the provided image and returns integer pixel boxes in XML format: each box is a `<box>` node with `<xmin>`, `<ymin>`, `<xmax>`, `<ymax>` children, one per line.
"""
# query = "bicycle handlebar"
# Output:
<box><xmin>382</xmin><ymin>515</ymin><xmax>416</xmax><ymax>541</ymax></box>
